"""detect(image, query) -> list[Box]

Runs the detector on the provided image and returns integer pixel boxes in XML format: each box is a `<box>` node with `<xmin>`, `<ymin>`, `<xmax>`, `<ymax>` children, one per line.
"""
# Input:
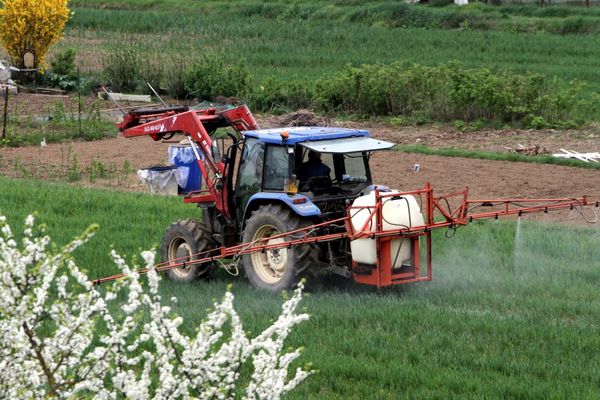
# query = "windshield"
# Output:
<box><xmin>296</xmin><ymin>149</ymin><xmax>369</xmax><ymax>195</ymax></box>
<box><xmin>341</xmin><ymin>152</ymin><xmax>368</xmax><ymax>184</ymax></box>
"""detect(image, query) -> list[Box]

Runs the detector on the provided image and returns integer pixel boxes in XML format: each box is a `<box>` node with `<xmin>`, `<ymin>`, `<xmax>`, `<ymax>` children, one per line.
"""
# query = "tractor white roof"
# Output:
<box><xmin>299</xmin><ymin>136</ymin><xmax>394</xmax><ymax>154</ymax></box>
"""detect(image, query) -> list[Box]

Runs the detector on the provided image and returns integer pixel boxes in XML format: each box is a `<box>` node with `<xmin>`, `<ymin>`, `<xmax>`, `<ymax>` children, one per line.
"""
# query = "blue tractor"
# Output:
<box><xmin>119</xmin><ymin>105</ymin><xmax>393</xmax><ymax>291</ymax></box>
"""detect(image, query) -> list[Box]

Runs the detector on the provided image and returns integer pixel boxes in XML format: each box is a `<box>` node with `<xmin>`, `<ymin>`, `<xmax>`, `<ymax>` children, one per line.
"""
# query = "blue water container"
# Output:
<box><xmin>168</xmin><ymin>145</ymin><xmax>202</xmax><ymax>194</ymax></box>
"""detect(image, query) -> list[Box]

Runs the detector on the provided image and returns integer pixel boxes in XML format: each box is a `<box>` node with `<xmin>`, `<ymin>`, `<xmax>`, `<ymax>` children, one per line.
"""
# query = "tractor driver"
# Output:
<box><xmin>297</xmin><ymin>150</ymin><xmax>331</xmax><ymax>184</ymax></box>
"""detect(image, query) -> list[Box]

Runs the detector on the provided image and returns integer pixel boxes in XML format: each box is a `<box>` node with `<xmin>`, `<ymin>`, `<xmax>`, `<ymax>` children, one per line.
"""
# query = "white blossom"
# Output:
<box><xmin>0</xmin><ymin>214</ymin><xmax>313</xmax><ymax>399</ymax></box>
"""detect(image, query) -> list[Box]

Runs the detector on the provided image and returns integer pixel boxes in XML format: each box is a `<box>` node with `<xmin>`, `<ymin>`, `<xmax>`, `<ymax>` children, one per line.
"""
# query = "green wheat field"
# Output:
<box><xmin>1</xmin><ymin>177</ymin><xmax>600</xmax><ymax>398</ymax></box>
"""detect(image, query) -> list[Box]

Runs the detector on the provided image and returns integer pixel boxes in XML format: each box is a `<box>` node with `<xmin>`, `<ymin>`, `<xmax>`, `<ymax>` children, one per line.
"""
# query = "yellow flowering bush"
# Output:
<box><xmin>0</xmin><ymin>0</ymin><xmax>71</xmax><ymax>70</ymax></box>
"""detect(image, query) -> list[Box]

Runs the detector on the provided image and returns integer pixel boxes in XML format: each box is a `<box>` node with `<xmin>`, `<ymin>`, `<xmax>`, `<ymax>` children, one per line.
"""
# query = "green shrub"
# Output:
<box><xmin>165</xmin><ymin>55</ymin><xmax>189</xmax><ymax>99</ymax></box>
<box><xmin>315</xmin><ymin>61</ymin><xmax>595</xmax><ymax>128</ymax></box>
<box><xmin>183</xmin><ymin>54</ymin><xmax>250</xmax><ymax>102</ymax></box>
<box><xmin>557</xmin><ymin>16</ymin><xmax>595</xmax><ymax>35</ymax></box>
<box><xmin>40</xmin><ymin>48</ymin><xmax>79</xmax><ymax>91</ymax></box>
<box><xmin>102</xmin><ymin>47</ymin><xmax>141</xmax><ymax>93</ymax></box>
<box><xmin>139</xmin><ymin>56</ymin><xmax>165</xmax><ymax>95</ymax></box>
<box><xmin>80</xmin><ymin>74</ymin><xmax>101</xmax><ymax>95</ymax></box>
<box><xmin>428</xmin><ymin>0</ymin><xmax>455</xmax><ymax>8</ymax></box>
<box><xmin>315</xmin><ymin>62</ymin><xmax>448</xmax><ymax>117</ymax></box>
<box><xmin>51</xmin><ymin>48</ymin><xmax>76</xmax><ymax>76</ymax></box>
<box><xmin>248</xmin><ymin>77</ymin><xmax>315</xmax><ymax>112</ymax></box>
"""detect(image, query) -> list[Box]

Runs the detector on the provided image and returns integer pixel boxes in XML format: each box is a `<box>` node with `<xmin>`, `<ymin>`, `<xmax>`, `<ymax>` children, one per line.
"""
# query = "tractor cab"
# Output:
<box><xmin>295</xmin><ymin>136</ymin><xmax>393</xmax><ymax>196</ymax></box>
<box><xmin>235</xmin><ymin>127</ymin><xmax>394</xmax><ymax>224</ymax></box>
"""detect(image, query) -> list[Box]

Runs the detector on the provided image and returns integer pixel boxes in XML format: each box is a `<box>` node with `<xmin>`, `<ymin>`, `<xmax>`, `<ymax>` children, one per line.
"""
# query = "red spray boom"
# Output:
<box><xmin>93</xmin><ymin>183</ymin><xmax>597</xmax><ymax>288</ymax></box>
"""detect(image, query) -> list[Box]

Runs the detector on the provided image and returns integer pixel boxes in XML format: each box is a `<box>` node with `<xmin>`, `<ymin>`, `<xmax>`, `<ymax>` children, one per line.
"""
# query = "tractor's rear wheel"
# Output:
<box><xmin>242</xmin><ymin>205</ymin><xmax>317</xmax><ymax>292</ymax></box>
<box><xmin>161</xmin><ymin>219</ymin><xmax>215</xmax><ymax>283</ymax></box>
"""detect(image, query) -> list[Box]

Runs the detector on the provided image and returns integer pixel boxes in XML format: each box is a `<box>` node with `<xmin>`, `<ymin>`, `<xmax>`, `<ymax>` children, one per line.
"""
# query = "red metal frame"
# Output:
<box><xmin>93</xmin><ymin>182</ymin><xmax>594</xmax><ymax>288</ymax></box>
<box><xmin>118</xmin><ymin>105</ymin><xmax>258</xmax><ymax>220</ymax></box>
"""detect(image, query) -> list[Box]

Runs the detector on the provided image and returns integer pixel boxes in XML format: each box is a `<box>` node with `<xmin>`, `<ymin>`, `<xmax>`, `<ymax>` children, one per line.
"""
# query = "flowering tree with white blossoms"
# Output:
<box><xmin>0</xmin><ymin>214</ymin><xmax>313</xmax><ymax>399</ymax></box>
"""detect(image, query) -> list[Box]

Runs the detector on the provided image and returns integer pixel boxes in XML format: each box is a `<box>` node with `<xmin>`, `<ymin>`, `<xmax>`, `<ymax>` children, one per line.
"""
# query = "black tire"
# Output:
<box><xmin>242</xmin><ymin>205</ymin><xmax>318</xmax><ymax>292</ymax></box>
<box><xmin>161</xmin><ymin>219</ymin><xmax>215</xmax><ymax>283</ymax></box>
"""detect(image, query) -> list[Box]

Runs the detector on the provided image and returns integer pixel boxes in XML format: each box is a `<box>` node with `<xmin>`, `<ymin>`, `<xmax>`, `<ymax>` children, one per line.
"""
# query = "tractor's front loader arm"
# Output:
<box><xmin>117</xmin><ymin>105</ymin><xmax>259</xmax><ymax>220</ymax></box>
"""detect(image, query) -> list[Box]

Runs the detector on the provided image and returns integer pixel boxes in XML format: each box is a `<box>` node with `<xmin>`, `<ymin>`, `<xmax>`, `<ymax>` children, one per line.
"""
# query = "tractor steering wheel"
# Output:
<box><xmin>308</xmin><ymin>175</ymin><xmax>332</xmax><ymax>195</ymax></box>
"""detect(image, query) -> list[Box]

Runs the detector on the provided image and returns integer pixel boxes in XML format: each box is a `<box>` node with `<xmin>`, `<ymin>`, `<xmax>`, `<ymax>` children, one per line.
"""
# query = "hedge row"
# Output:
<box><xmin>311</xmin><ymin>62</ymin><xmax>593</xmax><ymax>128</ymax></box>
<box><xmin>97</xmin><ymin>48</ymin><xmax>595</xmax><ymax>128</ymax></box>
<box><xmin>249</xmin><ymin>62</ymin><xmax>594</xmax><ymax>129</ymax></box>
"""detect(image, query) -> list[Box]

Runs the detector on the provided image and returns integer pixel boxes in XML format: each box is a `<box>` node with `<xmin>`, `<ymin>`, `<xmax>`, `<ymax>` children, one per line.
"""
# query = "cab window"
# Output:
<box><xmin>236</xmin><ymin>138</ymin><xmax>264</xmax><ymax>192</ymax></box>
<box><xmin>263</xmin><ymin>145</ymin><xmax>290</xmax><ymax>191</ymax></box>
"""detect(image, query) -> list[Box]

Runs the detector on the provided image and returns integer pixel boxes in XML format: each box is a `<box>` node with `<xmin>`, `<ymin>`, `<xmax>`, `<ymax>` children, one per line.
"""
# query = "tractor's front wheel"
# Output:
<box><xmin>242</xmin><ymin>205</ymin><xmax>317</xmax><ymax>292</ymax></box>
<box><xmin>161</xmin><ymin>219</ymin><xmax>215</xmax><ymax>283</ymax></box>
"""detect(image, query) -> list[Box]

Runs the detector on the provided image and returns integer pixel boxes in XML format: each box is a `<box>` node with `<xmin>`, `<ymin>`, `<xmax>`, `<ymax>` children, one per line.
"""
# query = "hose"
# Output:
<box><xmin>573</xmin><ymin>199</ymin><xmax>599</xmax><ymax>223</ymax></box>
<box><xmin>217</xmin><ymin>259</ymin><xmax>239</xmax><ymax>277</ymax></box>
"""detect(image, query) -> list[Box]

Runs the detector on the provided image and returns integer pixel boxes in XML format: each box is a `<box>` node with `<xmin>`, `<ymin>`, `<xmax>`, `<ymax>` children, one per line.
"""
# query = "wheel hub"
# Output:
<box><xmin>266</xmin><ymin>237</ymin><xmax>287</xmax><ymax>272</ymax></box>
<box><xmin>251</xmin><ymin>225</ymin><xmax>288</xmax><ymax>284</ymax></box>
<box><xmin>168</xmin><ymin>239</ymin><xmax>193</xmax><ymax>277</ymax></box>
<box><xmin>175</xmin><ymin>244</ymin><xmax>191</xmax><ymax>266</ymax></box>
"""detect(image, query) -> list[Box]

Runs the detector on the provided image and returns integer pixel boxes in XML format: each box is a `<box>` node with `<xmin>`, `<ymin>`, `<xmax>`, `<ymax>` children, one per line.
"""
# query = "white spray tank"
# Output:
<box><xmin>350</xmin><ymin>190</ymin><xmax>424</xmax><ymax>268</ymax></box>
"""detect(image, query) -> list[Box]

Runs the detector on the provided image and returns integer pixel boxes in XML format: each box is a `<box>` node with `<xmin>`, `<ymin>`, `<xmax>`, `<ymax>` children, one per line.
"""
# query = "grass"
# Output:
<box><xmin>1</xmin><ymin>176</ymin><xmax>600</xmax><ymax>398</ymax></box>
<box><xmin>0</xmin><ymin>177</ymin><xmax>193</xmax><ymax>276</ymax></box>
<box><xmin>0</xmin><ymin>1</ymin><xmax>590</xmax><ymax>127</ymax></box>
<box><xmin>72</xmin><ymin>0</ymin><xmax>600</xmax><ymax>33</ymax></box>
<box><xmin>58</xmin><ymin>4</ymin><xmax>600</xmax><ymax>96</ymax></box>
<box><xmin>1</xmin><ymin>1</ymin><xmax>598</xmax><ymax>126</ymax></box>
<box><xmin>396</xmin><ymin>144</ymin><xmax>600</xmax><ymax>170</ymax></box>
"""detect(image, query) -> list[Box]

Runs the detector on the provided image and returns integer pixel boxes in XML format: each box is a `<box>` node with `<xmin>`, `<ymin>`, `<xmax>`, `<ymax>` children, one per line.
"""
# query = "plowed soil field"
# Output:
<box><xmin>1</xmin><ymin>94</ymin><xmax>598</xmax><ymax>225</ymax></box>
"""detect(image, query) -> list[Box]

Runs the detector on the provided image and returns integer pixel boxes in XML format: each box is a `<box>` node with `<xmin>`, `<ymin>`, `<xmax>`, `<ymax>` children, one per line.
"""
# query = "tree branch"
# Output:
<box><xmin>22</xmin><ymin>321</ymin><xmax>57</xmax><ymax>397</ymax></box>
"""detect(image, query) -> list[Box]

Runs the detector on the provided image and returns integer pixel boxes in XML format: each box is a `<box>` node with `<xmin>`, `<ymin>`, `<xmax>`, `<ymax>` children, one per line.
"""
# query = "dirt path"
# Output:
<box><xmin>355</xmin><ymin>123</ymin><xmax>600</xmax><ymax>155</ymax></box>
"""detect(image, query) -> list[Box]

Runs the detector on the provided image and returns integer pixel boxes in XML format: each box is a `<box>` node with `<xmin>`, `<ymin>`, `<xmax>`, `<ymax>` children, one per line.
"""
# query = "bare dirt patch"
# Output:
<box><xmin>3</xmin><ymin>93</ymin><xmax>95</xmax><ymax>117</ymax></box>
<box><xmin>2</xmin><ymin>92</ymin><xmax>162</xmax><ymax>118</ymax></box>
<box><xmin>1</xmin><ymin>105</ymin><xmax>599</xmax><ymax>226</ymax></box>
<box><xmin>365</xmin><ymin>123</ymin><xmax>600</xmax><ymax>155</ymax></box>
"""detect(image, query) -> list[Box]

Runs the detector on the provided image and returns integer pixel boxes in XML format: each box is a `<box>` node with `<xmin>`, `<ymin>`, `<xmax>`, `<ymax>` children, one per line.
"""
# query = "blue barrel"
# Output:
<box><xmin>168</xmin><ymin>145</ymin><xmax>202</xmax><ymax>194</ymax></box>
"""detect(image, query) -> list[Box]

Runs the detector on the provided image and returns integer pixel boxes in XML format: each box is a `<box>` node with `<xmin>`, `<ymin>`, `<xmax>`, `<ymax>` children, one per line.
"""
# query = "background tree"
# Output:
<box><xmin>0</xmin><ymin>0</ymin><xmax>71</xmax><ymax>70</ymax></box>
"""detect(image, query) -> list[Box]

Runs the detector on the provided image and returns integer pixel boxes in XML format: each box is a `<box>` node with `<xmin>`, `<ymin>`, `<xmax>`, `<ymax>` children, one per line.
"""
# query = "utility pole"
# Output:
<box><xmin>0</xmin><ymin>63</ymin><xmax>12</xmax><ymax>141</ymax></box>
<box><xmin>77</xmin><ymin>66</ymin><xmax>82</xmax><ymax>137</ymax></box>
<box><xmin>1</xmin><ymin>86</ymin><xmax>8</xmax><ymax>141</ymax></box>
